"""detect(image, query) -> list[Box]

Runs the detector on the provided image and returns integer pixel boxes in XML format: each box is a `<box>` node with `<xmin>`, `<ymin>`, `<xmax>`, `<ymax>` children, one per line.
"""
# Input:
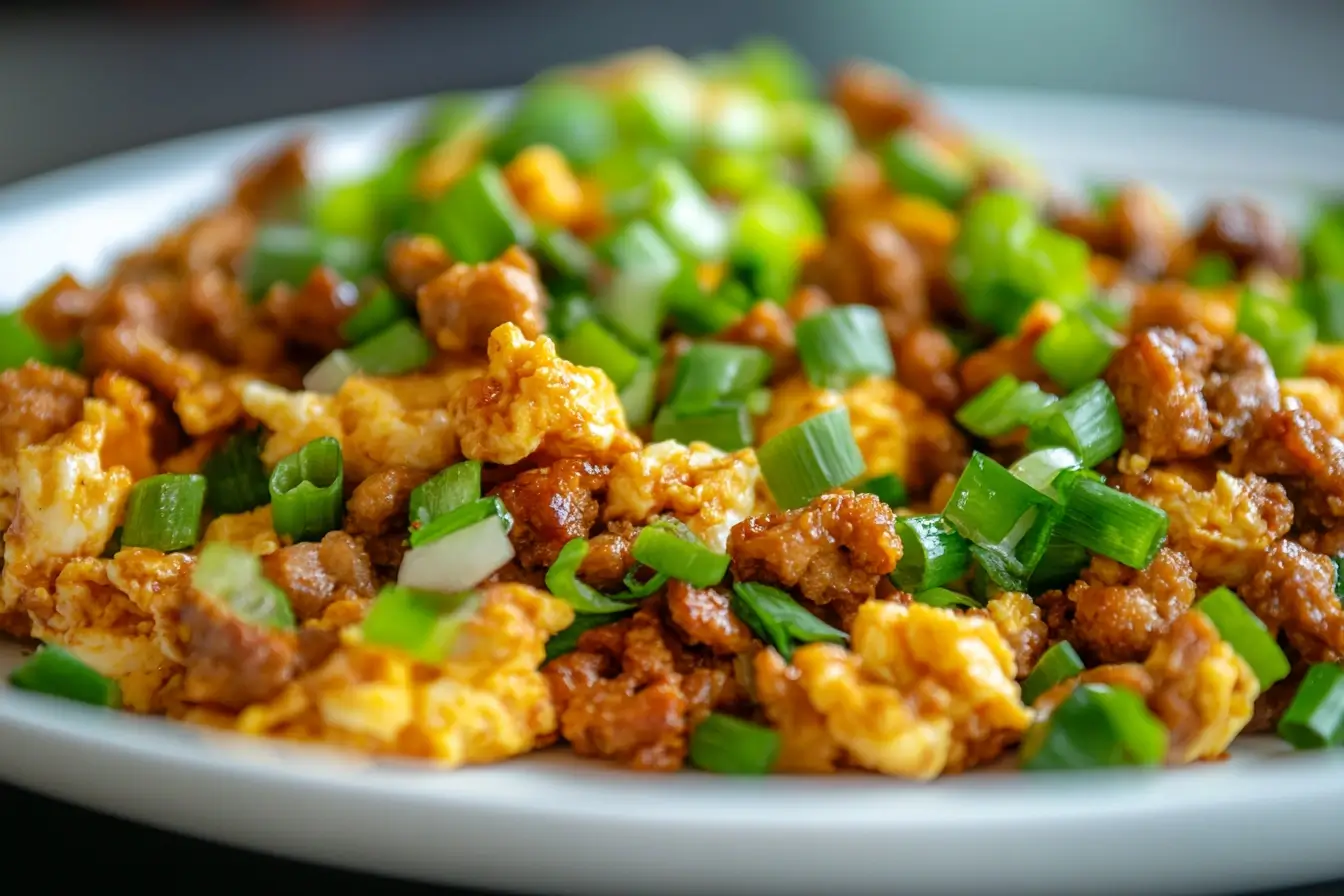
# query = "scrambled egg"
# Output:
<box><xmin>448</xmin><ymin>323</ymin><xmax>639</xmax><ymax>466</ymax></box>
<box><xmin>604</xmin><ymin>440</ymin><xmax>762</xmax><ymax>551</ymax></box>
<box><xmin>199</xmin><ymin>506</ymin><xmax>282</xmax><ymax>557</ymax></box>
<box><xmin>755</xmin><ymin>601</ymin><xmax>1030</xmax><ymax>778</ymax></box>
<box><xmin>227</xmin><ymin>583</ymin><xmax>574</xmax><ymax>765</ymax></box>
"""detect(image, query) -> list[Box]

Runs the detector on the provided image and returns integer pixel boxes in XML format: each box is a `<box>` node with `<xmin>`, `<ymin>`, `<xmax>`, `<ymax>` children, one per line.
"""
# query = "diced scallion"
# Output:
<box><xmin>1025</xmin><ymin>380</ymin><xmax>1124</xmax><ymax>468</ymax></box>
<box><xmin>667</xmin><ymin>342</ymin><xmax>773</xmax><ymax>412</ymax></box>
<box><xmin>857</xmin><ymin>473</ymin><xmax>908</xmax><ymax>509</ymax></box>
<box><xmin>1020</xmin><ymin>641</ymin><xmax>1085</xmax><ymax>705</ymax></box>
<box><xmin>756</xmin><ymin>408</ymin><xmax>866</xmax><ymax>510</ymax></box>
<box><xmin>1194</xmin><ymin>586</ymin><xmax>1290</xmax><ymax>690</ymax></box>
<box><xmin>1237</xmin><ymin>289</ymin><xmax>1316</xmax><ymax>378</ymax></box>
<box><xmin>651</xmin><ymin>404</ymin><xmax>754</xmax><ymax>452</ymax></box>
<box><xmin>1053</xmin><ymin>470</ymin><xmax>1168</xmax><ymax>570</ymax></box>
<box><xmin>730</xmin><ymin>581</ymin><xmax>847</xmax><ymax>660</ymax></box>
<box><xmin>955</xmin><ymin>375</ymin><xmax>1057</xmax><ymax>439</ymax></box>
<box><xmin>8</xmin><ymin>645</ymin><xmax>122</xmax><ymax>708</ymax></box>
<box><xmin>121</xmin><ymin>474</ymin><xmax>208</xmax><ymax>552</ymax></box>
<box><xmin>1277</xmin><ymin>663</ymin><xmax>1344</xmax><ymax>750</ymax></box>
<box><xmin>796</xmin><ymin>305</ymin><xmax>895</xmax><ymax>389</ymax></box>
<box><xmin>890</xmin><ymin>515</ymin><xmax>972</xmax><ymax>593</ymax></box>
<box><xmin>409</xmin><ymin>461</ymin><xmax>484</xmax><ymax>528</ymax></box>
<box><xmin>193</xmin><ymin>542</ymin><xmax>296</xmax><ymax>630</ymax></box>
<box><xmin>631</xmin><ymin>520</ymin><xmax>730</xmax><ymax>588</ymax></box>
<box><xmin>1033</xmin><ymin>308</ymin><xmax>1124</xmax><ymax>391</ymax></box>
<box><xmin>361</xmin><ymin>585</ymin><xmax>482</xmax><ymax>664</ymax></box>
<box><xmin>1020</xmin><ymin>683</ymin><xmax>1168</xmax><ymax>771</ymax></box>
<box><xmin>269</xmin><ymin>436</ymin><xmax>345</xmax><ymax>543</ymax></box>
<box><xmin>545</xmin><ymin>538</ymin><xmax>642</xmax><ymax>614</ymax></box>
<box><xmin>201</xmin><ymin>429</ymin><xmax>272</xmax><ymax>516</ymax></box>
<box><xmin>424</xmin><ymin>162</ymin><xmax>534</xmax><ymax>264</ymax></box>
<box><xmin>688</xmin><ymin>713</ymin><xmax>781</xmax><ymax>776</ymax></box>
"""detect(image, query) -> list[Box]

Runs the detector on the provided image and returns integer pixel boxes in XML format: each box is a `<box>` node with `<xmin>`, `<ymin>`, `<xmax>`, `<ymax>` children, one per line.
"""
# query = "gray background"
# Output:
<box><xmin>2</xmin><ymin>1</ymin><xmax>1343</xmax><ymax>894</ymax></box>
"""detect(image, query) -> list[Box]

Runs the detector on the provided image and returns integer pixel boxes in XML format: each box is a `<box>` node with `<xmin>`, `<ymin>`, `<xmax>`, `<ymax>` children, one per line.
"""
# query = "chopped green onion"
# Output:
<box><xmin>101</xmin><ymin>526</ymin><xmax>123</xmax><ymax>559</ymax></box>
<box><xmin>734</xmin><ymin>36</ymin><xmax>816</xmax><ymax>101</ymax></box>
<box><xmin>972</xmin><ymin>545</ymin><xmax>1029</xmax><ymax>593</ymax></box>
<box><xmin>244</xmin><ymin>224</ymin><xmax>372</xmax><ymax>299</ymax></box>
<box><xmin>544</xmin><ymin>608</ymin><xmax>636</xmax><ymax>663</ymax></box>
<box><xmin>8</xmin><ymin>645</ymin><xmax>121</xmax><ymax>708</ymax></box>
<box><xmin>689</xmin><ymin>712</ymin><xmax>781</xmax><ymax>776</ymax></box>
<box><xmin>535</xmin><ymin>227</ymin><xmax>597</xmax><ymax>283</ymax></box>
<box><xmin>942</xmin><ymin>452</ymin><xmax>1057</xmax><ymax>574</ymax></box>
<box><xmin>746</xmin><ymin>387</ymin><xmax>773</xmax><ymax>416</ymax></box>
<box><xmin>491</xmin><ymin>81</ymin><xmax>616</xmax><ymax>168</ymax></box>
<box><xmin>1237</xmin><ymin>289</ymin><xmax>1316</xmax><ymax>378</ymax></box>
<box><xmin>890</xmin><ymin>515</ymin><xmax>972</xmax><ymax>592</ymax></box>
<box><xmin>1020</xmin><ymin>641</ymin><xmax>1085</xmax><ymax>705</ymax></box>
<box><xmin>880</xmin><ymin>131</ymin><xmax>971</xmax><ymax>208</ymax></box>
<box><xmin>787</xmin><ymin>103</ymin><xmax>853</xmax><ymax>192</ymax></box>
<box><xmin>1297</xmin><ymin>275</ymin><xmax>1344</xmax><ymax>345</ymax></box>
<box><xmin>361</xmin><ymin>585</ymin><xmax>482</xmax><ymax>664</ymax></box>
<box><xmin>913</xmin><ymin>587</ymin><xmax>980</xmax><ymax>610</ymax></box>
<box><xmin>1194</xmin><ymin>586</ymin><xmax>1291</xmax><ymax>690</ymax></box>
<box><xmin>410</xmin><ymin>496</ymin><xmax>512</xmax><ymax>549</ymax></box>
<box><xmin>546</xmin><ymin>538</ymin><xmax>642</xmax><ymax>614</ymax></box>
<box><xmin>955</xmin><ymin>375</ymin><xmax>1057</xmax><ymax>439</ymax></box>
<box><xmin>1054</xmin><ymin>470</ymin><xmax>1168</xmax><ymax>570</ymax></box>
<box><xmin>1333</xmin><ymin>556</ymin><xmax>1343</xmax><ymax>598</ymax></box>
<box><xmin>346</xmin><ymin>319</ymin><xmax>434</xmax><ymax>376</ymax></box>
<box><xmin>694</xmin><ymin>149</ymin><xmax>785</xmax><ymax>201</ymax></box>
<box><xmin>399</xmin><ymin>514</ymin><xmax>514</xmax><ymax>593</ymax></box>
<box><xmin>548</xmin><ymin>292</ymin><xmax>595</xmax><ymax>340</ymax></box>
<box><xmin>857</xmin><ymin>473</ymin><xmax>908</xmax><ymax>508</ymax></box>
<box><xmin>646</xmin><ymin>159</ymin><xmax>728</xmax><ymax>261</ymax></box>
<box><xmin>340</xmin><ymin>285</ymin><xmax>410</xmax><ymax>344</ymax></box>
<box><xmin>1027</xmin><ymin>537</ymin><xmax>1091</xmax><ymax>592</ymax></box>
<box><xmin>665</xmin><ymin>275</ymin><xmax>744</xmax><ymax>337</ymax></box>
<box><xmin>651</xmin><ymin>404</ymin><xmax>754</xmax><ymax>451</ymax></box>
<box><xmin>269</xmin><ymin>436</ymin><xmax>345</xmax><ymax>543</ymax></box>
<box><xmin>424</xmin><ymin>162</ymin><xmax>534</xmax><ymax>264</ymax></box>
<box><xmin>621</xmin><ymin>565</ymin><xmax>671</xmax><ymax>599</ymax></box>
<box><xmin>559</xmin><ymin>318</ymin><xmax>644</xmax><ymax>391</ymax></box>
<box><xmin>1010</xmin><ymin>447</ymin><xmax>1083</xmax><ymax>500</ymax></box>
<box><xmin>200</xmin><ymin>429</ymin><xmax>272</xmax><ymax>516</ymax></box>
<box><xmin>1025</xmin><ymin>379</ymin><xmax>1124</xmax><ymax>468</ymax></box>
<box><xmin>1305</xmin><ymin>203</ymin><xmax>1344</xmax><ymax>278</ymax></box>
<box><xmin>667</xmin><ymin>342</ymin><xmax>773</xmax><ymax>412</ymax></box>
<box><xmin>631</xmin><ymin>519</ymin><xmax>731</xmax><ymax>587</ymax></box>
<box><xmin>409</xmin><ymin>461</ymin><xmax>483</xmax><ymax>528</ymax></box>
<box><xmin>0</xmin><ymin>312</ymin><xmax>78</xmax><ymax>371</ymax></box>
<box><xmin>730</xmin><ymin>581</ymin><xmax>847</xmax><ymax>661</ymax></box>
<box><xmin>618</xmin><ymin>359</ymin><xmax>659</xmax><ymax>429</ymax></box>
<box><xmin>594</xmin><ymin>220</ymin><xmax>681</xmax><ymax>348</ymax></box>
<box><xmin>612</xmin><ymin>65</ymin><xmax>698</xmax><ymax>150</ymax></box>
<box><xmin>121</xmin><ymin>474</ymin><xmax>207</xmax><ymax>552</ymax></box>
<box><xmin>308</xmin><ymin>176</ymin><xmax>379</xmax><ymax>243</ymax></box>
<box><xmin>756</xmin><ymin>408</ymin><xmax>866</xmax><ymax>510</ymax></box>
<box><xmin>1034</xmin><ymin>308</ymin><xmax>1124</xmax><ymax>392</ymax></box>
<box><xmin>1188</xmin><ymin>253</ymin><xmax>1235</xmax><ymax>287</ymax></box>
<box><xmin>1020</xmin><ymin>683</ymin><xmax>1168</xmax><ymax>771</ymax></box>
<box><xmin>730</xmin><ymin>183</ymin><xmax>823</xmax><ymax>301</ymax></box>
<box><xmin>796</xmin><ymin>306</ymin><xmax>895</xmax><ymax>389</ymax></box>
<box><xmin>700</xmin><ymin>86</ymin><xmax>775</xmax><ymax>153</ymax></box>
<box><xmin>1278</xmin><ymin>663</ymin><xmax>1344</xmax><ymax>750</ymax></box>
<box><xmin>193</xmin><ymin>542</ymin><xmax>296</xmax><ymax>629</ymax></box>
<box><xmin>302</xmin><ymin>350</ymin><xmax>360</xmax><ymax>394</ymax></box>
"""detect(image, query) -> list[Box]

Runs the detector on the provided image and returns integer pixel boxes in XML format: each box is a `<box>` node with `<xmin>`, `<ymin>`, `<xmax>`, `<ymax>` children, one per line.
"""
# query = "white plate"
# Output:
<box><xmin>2</xmin><ymin>88</ymin><xmax>1344</xmax><ymax>896</ymax></box>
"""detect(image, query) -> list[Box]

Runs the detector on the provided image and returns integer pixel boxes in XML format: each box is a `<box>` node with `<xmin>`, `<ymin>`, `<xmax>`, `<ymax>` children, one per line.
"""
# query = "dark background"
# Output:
<box><xmin>4</xmin><ymin>1</ymin><xmax>1344</xmax><ymax>893</ymax></box>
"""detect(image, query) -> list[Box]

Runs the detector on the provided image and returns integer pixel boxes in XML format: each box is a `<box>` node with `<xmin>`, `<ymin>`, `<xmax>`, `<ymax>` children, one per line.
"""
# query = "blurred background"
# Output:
<box><xmin>4</xmin><ymin>0</ymin><xmax>1344</xmax><ymax>186</ymax></box>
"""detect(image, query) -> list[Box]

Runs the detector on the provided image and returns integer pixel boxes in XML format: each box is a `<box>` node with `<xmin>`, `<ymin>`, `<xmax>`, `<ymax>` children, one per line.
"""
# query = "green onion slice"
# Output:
<box><xmin>1298</xmin><ymin>276</ymin><xmax>1344</xmax><ymax>345</ymax></box>
<box><xmin>545</xmin><ymin>538</ymin><xmax>643</xmax><ymax>614</ymax></box>
<box><xmin>346</xmin><ymin>319</ymin><xmax>433</xmax><ymax>376</ymax></box>
<box><xmin>399</xmin><ymin>514</ymin><xmax>515</xmax><ymax>594</ymax></box>
<box><xmin>730</xmin><ymin>581</ymin><xmax>847</xmax><ymax>661</ymax></box>
<box><xmin>269</xmin><ymin>436</ymin><xmax>345</xmax><ymax>543</ymax></box>
<box><xmin>1027</xmin><ymin>537</ymin><xmax>1091</xmax><ymax>593</ymax></box>
<box><xmin>913</xmin><ymin>587</ymin><xmax>980</xmax><ymax>610</ymax></box>
<box><xmin>1025</xmin><ymin>379</ymin><xmax>1124</xmax><ymax>468</ymax></box>
<box><xmin>1278</xmin><ymin>663</ymin><xmax>1344</xmax><ymax>750</ymax></box>
<box><xmin>796</xmin><ymin>306</ymin><xmax>895</xmax><ymax>390</ymax></box>
<box><xmin>201</xmin><ymin>429</ymin><xmax>273</xmax><ymax>516</ymax></box>
<box><xmin>688</xmin><ymin>712</ymin><xmax>781</xmax><ymax>776</ymax></box>
<box><xmin>361</xmin><ymin>585</ymin><xmax>482</xmax><ymax>664</ymax></box>
<box><xmin>340</xmin><ymin>285</ymin><xmax>410</xmax><ymax>345</ymax></box>
<box><xmin>1020</xmin><ymin>683</ymin><xmax>1168</xmax><ymax>771</ymax></box>
<box><xmin>618</xmin><ymin>359</ymin><xmax>659</xmax><ymax>429</ymax></box>
<box><xmin>410</xmin><ymin>496</ymin><xmax>512</xmax><ymax>549</ymax></box>
<box><xmin>890</xmin><ymin>515</ymin><xmax>972</xmax><ymax>593</ymax></box>
<box><xmin>880</xmin><ymin>131</ymin><xmax>971</xmax><ymax>208</ymax></box>
<box><xmin>1194</xmin><ymin>586</ymin><xmax>1291</xmax><ymax>690</ymax></box>
<box><xmin>756</xmin><ymin>408</ymin><xmax>866</xmax><ymax>511</ymax></box>
<box><xmin>1053</xmin><ymin>470</ymin><xmax>1168</xmax><ymax>570</ymax></box>
<box><xmin>1010</xmin><ymin>447</ymin><xmax>1083</xmax><ymax>499</ymax></box>
<box><xmin>193</xmin><ymin>542</ymin><xmax>296</xmax><ymax>629</ymax></box>
<box><xmin>544</xmin><ymin>608</ymin><xmax>636</xmax><ymax>663</ymax></box>
<box><xmin>409</xmin><ymin>461</ymin><xmax>483</xmax><ymax>529</ymax></box>
<box><xmin>0</xmin><ymin>311</ymin><xmax>80</xmax><ymax>372</ymax></box>
<box><xmin>8</xmin><ymin>645</ymin><xmax>122</xmax><ymax>708</ymax></box>
<box><xmin>121</xmin><ymin>474</ymin><xmax>208</xmax><ymax>552</ymax></box>
<box><xmin>955</xmin><ymin>375</ymin><xmax>1058</xmax><ymax>439</ymax></box>
<box><xmin>1034</xmin><ymin>308</ymin><xmax>1124</xmax><ymax>392</ymax></box>
<box><xmin>1020</xmin><ymin>641</ymin><xmax>1085</xmax><ymax>705</ymax></box>
<box><xmin>631</xmin><ymin>519</ymin><xmax>731</xmax><ymax>588</ymax></box>
<box><xmin>594</xmin><ymin>219</ymin><xmax>681</xmax><ymax>349</ymax></box>
<box><xmin>857</xmin><ymin>473</ymin><xmax>908</xmax><ymax>509</ymax></box>
<box><xmin>244</xmin><ymin>224</ymin><xmax>373</xmax><ymax>299</ymax></box>
<box><xmin>1237</xmin><ymin>289</ymin><xmax>1316</xmax><ymax>378</ymax></box>
<box><xmin>535</xmin><ymin>227</ymin><xmax>597</xmax><ymax>283</ymax></box>
<box><xmin>559</xmin><ymin>318</ymin><xmax>644</xmax><ymax>391</ymax></box>
<box><xmin>651</xmin><ymin>404</ymin><xmax>754</xmax><ymax>452</ymax></box>
<box><xmin>667</xmin><ymin>342</ymin><xmax>773</xmax><ymax>413</ymax></box>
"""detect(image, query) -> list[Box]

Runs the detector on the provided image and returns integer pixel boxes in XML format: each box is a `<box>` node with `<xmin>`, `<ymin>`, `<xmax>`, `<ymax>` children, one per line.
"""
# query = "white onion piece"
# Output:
<box><xmin>397</xmin><ymin>517</ymin><xmax>515</xmax><ymax>592</ymax></box>
<box><xmin>302</xmin><ymin>350</ymin><xmax>360</xmax><ymax>394</ymax></box>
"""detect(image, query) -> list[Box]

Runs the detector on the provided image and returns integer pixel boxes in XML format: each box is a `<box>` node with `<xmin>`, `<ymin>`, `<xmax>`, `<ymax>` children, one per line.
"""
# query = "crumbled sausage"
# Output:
<box><xmin>665</xmin><ymin>580</ymin><xmax>755</xmax><ymax>655</ymax></box>
<box><xmin>1118</xmin><ymin>469</ymin><xmax>1293</xmax><ymax>586</ymax></box>
<box><xmin>261</xmin><ymin>266</ymin><xmax>360</xmax><ymax>353</ymax></box>
<box><xmin>1144</xmin><ymin>609</ymin><xmax>1259</xmax><ymax>763</ymax></box>
<box><xmin>1192</xmin><ymin>198</ymin><xmax>1300</xmax><ymax>279</ymax></box>
<box><xmin>1052</xmin><ymin>184</ymin><xmax>1181</xmax><ymax>278</ymax></box>
<box><xmin>543</xmin><ymin>605</ymin><xmax>731</xmax><ymax>771</ymax></box>
<box><xmin>180</xmin><ymin>588</ymin><xmax>301</xmax><ymax>710</ymax></box>
<box><xmin>895</xmin><ymin>325</ymin><xmax>962</xmax><ymax>413</ymax></box>
<box><xmin>1205</xmin><ymin>334</ymin><xmax>1281</xmax><ymax>444</ymax></box>
<box><xmin>802</xmin><ymin>219</ymin><xmax>927</xmax><ymax>339</ymax></box>
<box><xmin>755</xmin><ymin>601</ymin><xmax>1029</xmax><ymax>777</ymax></box>
<box><xmin>1064</xmin><ymin>548</ymin><xmax>1198</xmax><ymax>664</ymax></box>
<box><xmin>386</xmin><ymin>235</ymin><xmax>453</xmax><ymax>297</ymax></box>
<box><xmin>493</xmin><ymin>459</ymin><xmax>608</xmax><ymax>569</ymax></box>
<box><xmin>1106</xmin><ymin>327</ymin><xmax>1217</xmax><ymax>462</ymax></box>
<box><xmin>344</xmin><ymin>465</ymin><xmax>431</xmax><ymax>571</ymax></box>
<box><xmin>718</xmin><ymin>300</ymin><xmax>798</xmax><ymax>377</ymax></box>
<box><xmin>1239</xmin><ymin>540</ymin><xmax>1344</xmax><ymax>662</ymax></box>
<box><xmin>974</xmin><ymin>592</ymin><xmax>1048</xmax><ymax>678</ymax></box>
<box><xmin>231</xmin><ymin>138</ymin><xmax>308</xmax><ymax>216</ymax></box>
<box><xmin>416</xmin><ymin>246</ymin><xmax>548</xmax><ymax>353</ymax></box>
<box><xmin>21</xmin><ymin>273</ymin><xmax>100</xmax><ymax>345</ymax></box>
<box><xmin>578</xmin><ymin>521</ymin><xmax>640</xmax><ymax>591</ymax></box>
<box><xmin>1232</xmin><ymin>403</ymin><xmax>1344</xmax><ymax>524</ymax></box>
<box><xmin>261</xmin><ymin>531</ymin><xmax>378</xmax><ymax>623</ymax></box>
<box><xmin>831</xmin><ymin>61</ymin><xmax>955</xmax><ymax>144</ymax></box>
<box><xmin>728</xmin><ymin>490</ymin><xmax>901</xmax><ymax>611</ymax></box>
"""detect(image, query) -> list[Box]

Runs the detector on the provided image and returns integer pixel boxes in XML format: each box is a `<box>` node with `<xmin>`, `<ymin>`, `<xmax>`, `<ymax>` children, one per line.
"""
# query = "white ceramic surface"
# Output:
<box><xmin>2</xmin><ymin>89</ymin><xmax>1344</xmax><ymax>896</ymax></box>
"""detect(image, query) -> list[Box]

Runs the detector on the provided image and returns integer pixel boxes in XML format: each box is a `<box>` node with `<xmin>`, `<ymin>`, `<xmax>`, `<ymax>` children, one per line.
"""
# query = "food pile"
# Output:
<box><xmin>2</xmin><ymin>41</ymin><xmax>1343</xmax><ymax>777</ymax></box>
